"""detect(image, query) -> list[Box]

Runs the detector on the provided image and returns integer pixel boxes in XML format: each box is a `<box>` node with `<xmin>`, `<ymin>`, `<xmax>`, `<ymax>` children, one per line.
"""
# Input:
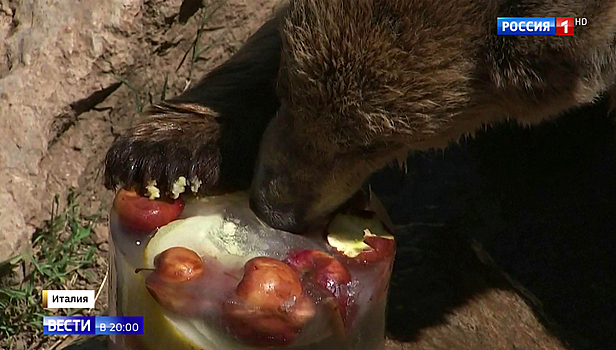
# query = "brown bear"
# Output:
<box><xmin>104</xmin><ymin>0</ymin><xmax>616</xmax><ymax>233</ymax></box>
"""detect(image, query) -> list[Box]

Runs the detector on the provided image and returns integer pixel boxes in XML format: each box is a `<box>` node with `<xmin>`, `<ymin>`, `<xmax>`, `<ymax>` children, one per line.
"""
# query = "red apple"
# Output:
<box><xmin>152</xmin><ymin>247</ymin><xmax>204</xmax><ymax>283</ymax></box>
<box><xmin>285</xmin><ymin>250</ymin><xmax>351</xmax><ymax>294</ymax></box>
<box><xmin>145</xmin><ymin>247</ymin><xmax>206</xmax><ymax>314</ymax></box>
<box><xmin>144</xmin><ymin>247</ymin><xmax>239</xmax><ymax>317</ymax></box>
<box><xmin>326</xmin><ymin>213</ymin><xmax>396</xmax><ymax>265</ymax></box>
<box><xmin>285</xmin><ymin>250</ymin><xmax>355</xmax><ymax>335</ymax></box>
<box><xmin>223</xmin><ymin>257</ymin><xmax>315</xmax><ymax>347</ymax></box>
<box><xmin>113</xmin><ymin>189</ymin><xmax>184</xmax><ymax>233</ymax></box>
<box><xmin>144</xmin><ymin>247</ymin><xmax>239</xmax><ymax>316</ymax></box>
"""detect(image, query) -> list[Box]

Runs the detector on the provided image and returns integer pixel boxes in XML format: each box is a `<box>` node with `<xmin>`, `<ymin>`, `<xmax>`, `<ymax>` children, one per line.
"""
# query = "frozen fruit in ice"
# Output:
<box><xmin>285</xmin><ymin>250</ymin><xmax>351</xmax><ymax>294</ymax></box>
<box><xmin>152</xmin><ymin>247</ymin><xmax>204</xmax><ymax>283</ymax></box>
<box><xmin>326</xmin><ymin>213</ymin><xmax>395</xmax><ymax>264</ymax></box>
<box><xmin>223</xmin><ymin>257</ymin><xmax>315</xmax><ymax>346</ymax></box>
<box><xmin>113</xmin><ymin>189</ymin><xmax>184</xmax><ymax>233</ymax></box>
<box><xmin>285</xmin><ymin>250</ymin><xmax>354</xmax><ymax>335</ymax></box>
<box><xmin>144</xmin><ymin>247</ymin><xmax>207</xmax><ymax>314</ymax></box>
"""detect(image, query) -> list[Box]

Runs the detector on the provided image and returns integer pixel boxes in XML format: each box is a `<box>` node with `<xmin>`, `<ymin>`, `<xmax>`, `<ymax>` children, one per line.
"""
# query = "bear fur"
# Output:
<box><xmin>104</xmin><ymin>0</ymin><xmax>616</xmax><ymax>232</ymax></box>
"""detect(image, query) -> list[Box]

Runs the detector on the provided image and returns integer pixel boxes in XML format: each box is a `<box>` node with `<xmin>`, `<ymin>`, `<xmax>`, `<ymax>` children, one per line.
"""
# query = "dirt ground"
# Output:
<box><xmin>0</xmin><ymin>0</ymin><xmax>279</xmax><ymax>261</ymax></box>
<box><xmin>1</xmin><ymin>0</ymin><xmax>615</xmax><ymax>349</ymax></box>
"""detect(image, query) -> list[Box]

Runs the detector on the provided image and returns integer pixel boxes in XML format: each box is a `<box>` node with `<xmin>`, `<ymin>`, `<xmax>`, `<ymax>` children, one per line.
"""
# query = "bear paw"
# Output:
<box><xmin>104</xmin><ymin>102</ymin><xmax>224</xmax><ymax>198</ymax></box>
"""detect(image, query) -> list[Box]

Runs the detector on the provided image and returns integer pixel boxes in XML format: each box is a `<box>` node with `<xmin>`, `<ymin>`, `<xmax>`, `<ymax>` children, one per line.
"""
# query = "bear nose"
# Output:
<box><xmin>249</xmin><ymin>166</ymin><xmax>310</xmax><ymax>234</ymax></box>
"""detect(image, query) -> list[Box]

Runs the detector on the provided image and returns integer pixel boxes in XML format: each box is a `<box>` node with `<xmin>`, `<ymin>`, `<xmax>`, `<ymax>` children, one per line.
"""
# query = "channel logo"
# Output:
<box><xmin>497</xmin><ymin>17</ymin><xmax>586</xmax><ymax>35</ymax></box>
<box><xmin>43</xmin><ymin>316</ymin><xmax>144</xmax><ymax>335</ymax></box>
<box><xmin>44</xmin><ymin>316</ymin><xmax>95</xmax><ymax>335</ymax></box>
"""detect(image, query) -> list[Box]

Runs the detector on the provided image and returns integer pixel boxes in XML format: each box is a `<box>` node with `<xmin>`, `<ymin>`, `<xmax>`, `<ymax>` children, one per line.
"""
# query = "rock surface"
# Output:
<box><xmin>0</xmin><ymin>0</ymin><xmax>278</xmax><ymax>260</ymax></box>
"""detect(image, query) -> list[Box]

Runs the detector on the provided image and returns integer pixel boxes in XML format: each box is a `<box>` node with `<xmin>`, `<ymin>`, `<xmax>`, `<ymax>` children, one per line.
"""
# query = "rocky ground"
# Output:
<box><xmin>0</xmin><ymin>0</ymin><xmax>278</xmax><ymax>261</ymax></box>
<box><xmin>1</xmin><ymin>0</ymin><xmax>615</xmax><ymax>349</ymax></box>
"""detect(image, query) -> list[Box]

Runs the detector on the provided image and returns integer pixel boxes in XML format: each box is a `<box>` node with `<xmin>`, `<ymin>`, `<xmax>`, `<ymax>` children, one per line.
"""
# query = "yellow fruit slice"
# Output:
<box><xmin>144</xmin><ymin>215</ymin><xmax>251</xmax><ymax>269</ymax></box>
<box><xmin>326</xmin><ymin>214</ymin><xmax>393</xmax><ymax>258</ymax></box>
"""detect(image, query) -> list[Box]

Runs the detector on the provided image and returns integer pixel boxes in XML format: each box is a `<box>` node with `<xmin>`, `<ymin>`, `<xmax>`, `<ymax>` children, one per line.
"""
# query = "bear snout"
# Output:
<box><xmin>249</xmin><ymin>165</ymin><xmax>320</xmax><ymax>234</ymax></box>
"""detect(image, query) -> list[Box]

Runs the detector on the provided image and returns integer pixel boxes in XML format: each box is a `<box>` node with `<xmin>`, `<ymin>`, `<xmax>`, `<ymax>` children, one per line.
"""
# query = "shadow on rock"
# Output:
<box><xmin>373</xmin><ymin>96</ymin><xmax>616</xmax><ymax>350</ymax></box>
